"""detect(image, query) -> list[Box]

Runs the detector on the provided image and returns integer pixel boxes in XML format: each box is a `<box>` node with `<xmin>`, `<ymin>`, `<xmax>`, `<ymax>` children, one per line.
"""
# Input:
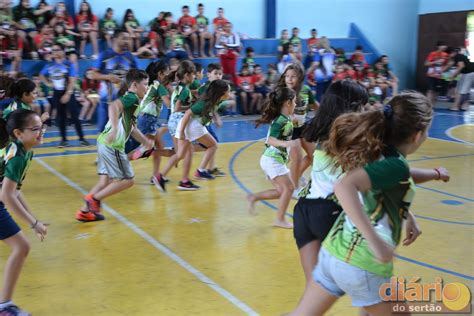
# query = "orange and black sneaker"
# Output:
<box><xmin>84</xmin><ymin>194</ymin><xmax>101</xmax><ymax>212</ymax></box>
<box><xmin>75</xmin><ymin>210</ymin><xmax>105</xmax><ymax>222</ymax></box>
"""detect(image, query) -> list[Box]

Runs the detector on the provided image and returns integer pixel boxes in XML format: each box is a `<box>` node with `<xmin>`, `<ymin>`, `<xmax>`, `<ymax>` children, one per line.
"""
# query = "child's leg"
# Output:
<box><xmin>181</xmin><ymin>143</ymin><xmax>194</xmax><ymax>181</ymax></box>
<box><xmin>191</xmin><ymin>33</ymin><xmax>198</xmax><ymax>55</ymax></box>
<box><xmin>78</xmin><ymin>98</ymin><xmax>91</xmax><ymax>120</ymax></box>
<box><xmin>93</xmin><ymin>178</ymin><xmax>134</xmax><ymax>201</ymax></box>
<box><xmin>196</xmin><ymin>134</ymin><xmax>217</xmax><ymax>170</ymax></box>
<box><xmin>152</xmin><ymin>134</ymin><xmax>163</xmax><ymax>176</ymax></box>
<box><xmin>247</xmin><ymin>179</ymin><xmax>282</xmax><ymax>214</ymax></box>
<box><xmin>289</xmin><ymin>144</ymin><xmax>303</xmax><ymax>187</ymax></box>
<box><xmin>299</xmin><ymin>139</ymin><xmax>315</xmax><ymax>179</ymax></box>
<box><xmin>161</xmin><ymin>139</ymin><xmax>190</xmax><ymax>177</ymax></box>
<box><xmin>289</xmin><ymin>280</ymin><xmax>338</xmax><ymax>316</ymax></box>
<box><xmin>272</xmin><ymin>174</ymin><xmax>294</xmax><ymax>228</ymax></box>
<box><xmin>240</xmin><ymin>92</ymin><xmax>248</xmax><ymax>114</ymax></box>
<box><xmin>86</xmin><ymin>98</ymin><xmax>99</xmax><ymax>120</ymax></box>
<box><xmin>1</xmin><ymin>232</ymin><xmax>30</xmax><ymax>303</ymax></box>
<box><xmin>299</xmin><ymin>240</ymin><xmax>321</xmax><ymax>285</ymax></box>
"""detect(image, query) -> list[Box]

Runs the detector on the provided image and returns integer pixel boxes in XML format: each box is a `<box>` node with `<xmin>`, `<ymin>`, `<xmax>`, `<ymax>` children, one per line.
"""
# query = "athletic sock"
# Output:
<box><xmin>0</xmin><ymin>301</ymin><xmax>13</xmax><ymax>309</ymax></box>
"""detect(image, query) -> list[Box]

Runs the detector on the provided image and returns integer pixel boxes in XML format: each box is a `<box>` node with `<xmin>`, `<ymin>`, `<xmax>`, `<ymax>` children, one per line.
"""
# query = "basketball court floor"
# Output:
<box><xmin>0</xmin><ymin>109</ymin><xmax>472</xmax><ymax>315</ymax></box>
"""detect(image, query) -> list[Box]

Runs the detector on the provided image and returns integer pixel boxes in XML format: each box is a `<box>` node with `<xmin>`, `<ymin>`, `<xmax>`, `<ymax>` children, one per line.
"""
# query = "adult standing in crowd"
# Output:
<box><xmin>448</xmin><ymin>47</ymin><xmax>473</xmax><ymax>111</ymax></box>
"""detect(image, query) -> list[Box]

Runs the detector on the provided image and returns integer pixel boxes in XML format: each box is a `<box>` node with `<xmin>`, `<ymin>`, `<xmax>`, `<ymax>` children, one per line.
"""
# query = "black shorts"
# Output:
<box><xmin>293</xmin><ymin>198</ymin><xmax>342</xmax><ymax>249</ymax></box>
<box><xmin>0</xmin><ymin>202</ymin><xmax>21</xmax><ymax>240</ymax></box>
<box><xmin>292</xmin><ymin>126</ymin><xmax>305</xmax><ymax>140</ymax></box>
<box><xmin>427</xmin><ymin>77</ymin><xmax>446</xmax><ymax>92</ymax></box>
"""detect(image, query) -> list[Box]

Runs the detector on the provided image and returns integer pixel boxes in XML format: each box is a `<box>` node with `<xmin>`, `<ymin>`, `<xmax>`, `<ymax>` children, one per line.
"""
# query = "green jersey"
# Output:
<box><xmin>3</xmin><ymin>99</ymin><xmax>31</xmax><ymax>119</ymax></box>
<box><xmin>290</xmin><ymin>36</ymin><xmax>302</xmax><ymax>52</ymax></box>
<box><xmin>191</xmin><ymin>100</ymin><xmax>215</xmax><ymax>126</ymax></box>
<box><xmin>189</xmin><ymin>79</ymin><xmax>202</xmax><ymax>90</ymax></box>
<box><xmin>139</xmin><ymin>80</ymin><xmax>169</xmax><ymax>117</ymax></box>
<box><xmin>293</xmin><ymin>85</ymin><xmax>316</xmax><ymax>127</ymax></box>
<box><xmin>263</xmin><ymin>114</ymin><xmax>293</xmax><ymax>164</ymax></box>
<box><xmin>125</xmin><ymin>19</ymin><xmax>140</xmax><ymax>29</ymax></box>
<box><xmin>166</xmin><ymin>35</ymin><xmax>185</xmax><ymax>51</ymax></box>
<box><xmin>97</xmin><ymin>92</ymin><xmax>140</xmax><ymax>152</ymax></box>
<box><xmin>0</xmin><ymin>12</ymin><xmax>13</xmax><ymax>30</ymax></box>
<box><xmin>323</xmin><ymin>147</ymin><xmax>415</xmax><ymax>277</ymax></box>
<box><xmin>100</xmin><ymin>18</ymin><xmax>117</xmax><ymax>35</ymax></box>
<box><xmin>171</xmin><ymin>83</ymin><xmax>192</xmax><ymax>113</ymax></box>
<box><xmin>0</xmin><ymin>141</ymin><xmax>33</xmax><ymax>190</ymax></box>
<box><xmin>197</xmin><ymin>81</ymin><xmax>210</xmax><ymax>96</ymax></box>
<box><xmin>195</xmin><ymin>15</ymin><xmax>209</xmax><ymax>32</ymax></box>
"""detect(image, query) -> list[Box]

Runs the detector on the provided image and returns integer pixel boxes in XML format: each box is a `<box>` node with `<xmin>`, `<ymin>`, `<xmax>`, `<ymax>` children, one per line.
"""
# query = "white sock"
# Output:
<box><xmin>0</xmin><ymin>301</ymin><xmax>13</xmax><ymax>309</ymax></box>
<box><xmin>198</xmin><ymin>168</ymin><xmax>206</xmax><ymax>172</ymax></box>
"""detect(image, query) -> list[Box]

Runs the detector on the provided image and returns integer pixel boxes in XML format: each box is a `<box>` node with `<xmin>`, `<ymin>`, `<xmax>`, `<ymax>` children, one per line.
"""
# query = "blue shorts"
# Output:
<box><xmin>168</xmin><ymin>112</ymin><xmax>184</xmax><ymax>137</ymax></box>
<box><xmin>0</xmin><ymin>202</ymin><xmax>21</xmax><ymax>240</ymax></box>
<box><xmin>138</xmin><ymin>113</ymin><xmax>161</xmax><ymax>135</ymax></box>
<box><xmin>313</xmin><ymin>248</ymin><xmax>390</xmax><ymax>307</ymax></box>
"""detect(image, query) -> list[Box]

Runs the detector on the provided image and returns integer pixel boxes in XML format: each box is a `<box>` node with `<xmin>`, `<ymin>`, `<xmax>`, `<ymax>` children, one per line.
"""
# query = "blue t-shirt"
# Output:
<box><xmin>95</xmin><ymin>48</ymin><xmax>138</xmax><ymax>101</ymax></box>
<box><xmin>40</xmin><ymin>60</ymin><xmax>77</xmax><ymax>91</ymax></box>
<box><xmin>313</xmin><ymin>50</ymin><xmax>335</xmax><ymax>82</ymax></box>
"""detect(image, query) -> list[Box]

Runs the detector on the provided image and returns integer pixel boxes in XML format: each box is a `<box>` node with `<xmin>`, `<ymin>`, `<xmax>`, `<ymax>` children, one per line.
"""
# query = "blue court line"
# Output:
<box><xmin>408</xmin><ymin>153</ymin><xmax>474</xmax><ymax>162</ymax></box>
<box><xmin>414</xmin><ymin>215</ymin><xmax>474</xmax><ymax>226</ymax></box>
<box><xmin>416</xmin><ymin>185</ymin><xmax>474</xmax><ymax>203</ymax></box>
<box><xmin>35</xmin><ymin>150</ymin><xmax>96</xmax><ymax>158</ymax></box>
<box><xmin>228</xmin><ymin>141</ymin><xmax>474</xmax><ymax>282</ymax></box>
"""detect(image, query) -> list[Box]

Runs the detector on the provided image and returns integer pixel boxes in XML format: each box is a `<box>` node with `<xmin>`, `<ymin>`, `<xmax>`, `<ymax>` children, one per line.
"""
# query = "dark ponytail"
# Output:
<box><xmin>200</xmin><ymin>79</ymin><xmax>229</xmax><ymax>124</ymax></box>
<box><xmin>145</xmin><ymin>60</ymin><xmax>170</xmax><ymax>85</ymax></box>
<box><xmin>326</xmin><ymin>91</ymin><xmax>433</xmax><ymax>172</ymax></box>
<box><xmin>256</xmin><ymin>87</ymin><xmax>296</xmax><ymax>127</ymax></box>
<box><xmin>167</xmin><ymin>60</ymin><xmax>195</xmax><ymax>83</ymax></box>
<box><xmin>0</xmin><ymin>109</ymin><xmax>39</xmax><ymax>148</ymax></box>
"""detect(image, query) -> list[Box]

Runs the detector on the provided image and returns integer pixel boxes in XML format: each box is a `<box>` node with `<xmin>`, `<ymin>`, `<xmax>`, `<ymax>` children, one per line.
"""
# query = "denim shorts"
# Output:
<box><xmin>0</xmin><ymin>202</ymin><xmax>21</xmax><ymax>240</ymax></box>
<box><xmin>138</xmin><ymin>113</ymin><xmax>161</xmax><ymax>136</ymax></box>
<box><xmin>313</xmin><ymin>248</ymin><xmax>390</xmax><ymax>307</ymax></box>
<box><xmin>168</xmin><ymin>112</ymin><xmax>185</xmax><ymax>137</ymax></box>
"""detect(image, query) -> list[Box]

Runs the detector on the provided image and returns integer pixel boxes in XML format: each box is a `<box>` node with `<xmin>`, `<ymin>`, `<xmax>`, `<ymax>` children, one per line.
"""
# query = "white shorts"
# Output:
<box><xmin>176</xmin><ymin>117</ymin><xmax>208</xmax><ymax>142</ymax></box>
<box><xmin>457</xmin><ymin>72</ymin><xmax>474</xmax><ymax>95</ymax></box>
<box><xmin>260</xmin><ymin>155</ymin><xmax>289</xmax><ymax>180</ymax></box>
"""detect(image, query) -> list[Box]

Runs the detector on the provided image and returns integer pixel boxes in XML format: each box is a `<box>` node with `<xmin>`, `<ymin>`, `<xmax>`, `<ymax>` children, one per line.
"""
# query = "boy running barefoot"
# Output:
<box><xmin>75</xmin><ymin>69</ymin><xmax>153</xmax><ymax>222</ymax></box>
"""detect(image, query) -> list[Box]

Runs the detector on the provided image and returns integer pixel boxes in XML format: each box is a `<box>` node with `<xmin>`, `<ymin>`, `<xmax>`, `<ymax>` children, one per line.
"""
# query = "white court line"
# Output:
<box><xmin>445</xmin><ymin>124</ymin><xmax>474</xmax><ymax>146</ymax></box>
<box><xmin>35</xmin><ymin>158</ymin><xmax>259</xmax><ymax>316</ymax></box>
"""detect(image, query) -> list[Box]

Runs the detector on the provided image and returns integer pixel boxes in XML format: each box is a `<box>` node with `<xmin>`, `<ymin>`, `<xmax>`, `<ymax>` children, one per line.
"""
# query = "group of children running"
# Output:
<box><xmin>0</xmin><ymin>60</ymin><xmax>452</xmax><ymax>315</ymax></box>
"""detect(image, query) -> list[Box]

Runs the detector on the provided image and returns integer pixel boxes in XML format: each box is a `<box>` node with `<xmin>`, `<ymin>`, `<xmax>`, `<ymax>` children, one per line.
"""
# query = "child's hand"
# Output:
<box><xmin>403</xmin><ymin>212</ymin><xmax>422</xmax><ymax>246</ymax></box>
<box><xmin>435</xmin><ymin>167</ymin><xmax>450</xmax><ymax>182</ymax></box>
<box><xmin>33</xmin><ymin>221</ymin><xmax>49</xmax><ymax>242</ymax></box>
<box><xmin>106</xmin><ymin>129</ymin><xmax>117</xmax><ymax>144</ymax></box>
<box><xmin>40</xmin><ymin>112</ymin><xmax>50</xmax><ymax>122</ymax></box>
<box><xmin>369</xmin><ymin>237</ymin><xmax>394</xmax><ymax>263</ymax></box>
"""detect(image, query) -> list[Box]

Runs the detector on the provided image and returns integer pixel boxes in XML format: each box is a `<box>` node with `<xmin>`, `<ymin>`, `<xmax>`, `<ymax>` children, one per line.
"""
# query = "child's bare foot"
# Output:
<box><xmin>247</xmin><ymin>194</ymin><xmax>257</xmax><ymax>215</ymax></box>
<box><xmin>273</xmin><ymin>219</ymin><xmax>293</xmax><ymax>229</ymax></box>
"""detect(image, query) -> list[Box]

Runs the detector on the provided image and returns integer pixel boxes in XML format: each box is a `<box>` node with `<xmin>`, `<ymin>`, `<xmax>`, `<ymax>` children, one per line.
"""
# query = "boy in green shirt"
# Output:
<box><xmin>75</xmin><ymin>69</ymin><xmax>153</xmax><ymax>222</ymax></box>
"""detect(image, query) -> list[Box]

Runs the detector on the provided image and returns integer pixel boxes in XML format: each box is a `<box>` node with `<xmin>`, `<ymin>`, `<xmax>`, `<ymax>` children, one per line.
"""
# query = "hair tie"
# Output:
<box><xmin>383</xmin><ymin>104</ymin><xmax>393</xmax><ymax>119</ymax></box>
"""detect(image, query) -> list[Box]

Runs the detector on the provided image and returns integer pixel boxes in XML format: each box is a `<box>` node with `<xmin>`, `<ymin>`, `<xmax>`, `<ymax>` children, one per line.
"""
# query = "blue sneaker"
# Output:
<box><xmin>194</xmin><ymin>169</ymin><xmax>215</xmax><ymax>180</ymax></box>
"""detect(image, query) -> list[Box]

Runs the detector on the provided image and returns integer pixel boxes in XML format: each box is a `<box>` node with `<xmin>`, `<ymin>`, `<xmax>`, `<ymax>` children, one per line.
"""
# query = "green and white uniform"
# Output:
<box><xmin>293</xmin><ymin>85</ymin><xmax>316</xmax><ymax>128</ymax></box>
<box><xmin>260</xmin><ymin>114</ymin><xmax>293</xmax><ymax>179</ymax></box>
<box><xmin>139</xmin><ymin>80</ymin><xmax>168</xmax><ymax>117</ymax></box>
<box><xmin>168</xmin><ymin>83</ymin><xmax>192</xmax><ymax>137</ymax></box>
<box><xmin>323</xmin><ymin>147</ymin><xmax>415</xmax><ymax>277</ymax></box>
<box><xmin>0</xmin><ymin>141</ymin><xmax>33</xmax><ymax>190</ymax></box>
<box><xmin>195</xmin><ymin>15</ymin><xmax>209</xmax><ymax>33</ymax></box>
<box><xmin>2</xmin><ymin>99</ymin><xmax>31</xmax><ymax>119</ymax></box>
<box><xmin>176</xmin><ymin>100</ymin><xmax>214</xmax><ymax>141</ymax></box>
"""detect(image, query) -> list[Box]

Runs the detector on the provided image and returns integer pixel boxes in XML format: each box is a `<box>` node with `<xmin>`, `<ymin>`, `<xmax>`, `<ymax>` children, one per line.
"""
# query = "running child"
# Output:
<box><xmin>75</xmin><ymin>69</ymin><xmax>153</xmax><ymax>222</ymax></box>
<box><xmin>290</xmin><ymin>92</ymin><xmax>441</xmax><ymax>315</ymax></box>
<box><xmin>247</xmin><ymin>87</ymin><xmax>300</xmax><ymax>229</ymax></box>
<box><xmin>154</xmin><ymin>79</ymin><xmax>230</xmax><ymax>192</ymax></box>
<box><xmin>0</xmin><ymin>109</ymin><xmax>48</xmax><ymax>316</ymax></box>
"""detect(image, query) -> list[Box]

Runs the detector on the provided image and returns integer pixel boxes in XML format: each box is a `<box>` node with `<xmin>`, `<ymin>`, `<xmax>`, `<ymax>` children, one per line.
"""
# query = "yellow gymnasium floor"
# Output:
<box><xmin>0</xmin><ymin>110</ymin><xmax>473</xmax><ymax>315</ymax></box>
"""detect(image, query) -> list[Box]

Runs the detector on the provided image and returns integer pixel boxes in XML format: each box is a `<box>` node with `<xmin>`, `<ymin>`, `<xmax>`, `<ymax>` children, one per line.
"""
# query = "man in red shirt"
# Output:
<box><xmin>425</xmin><ymin>40</ymin><xmax>448</xmax><ymax>104</ymax></box>
<box><xmin>178</xmin><ymin>5</ymin><xmax>198</xmax><ymax>57</ymax></box>
<box><xmin>212</xmin><ymin>7</ymin><xmax>228</xmax><ymax>45</ymax></box>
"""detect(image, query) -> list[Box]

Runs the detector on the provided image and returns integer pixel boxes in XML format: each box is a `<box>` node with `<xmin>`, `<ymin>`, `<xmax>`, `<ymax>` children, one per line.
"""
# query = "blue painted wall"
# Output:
<box><xmin>277</xmin><ymin>0</ymin><xmax>419</xmax><ymax>89</ymax></box>
<box><xmin>418</xmin><ymin>0</ymin><xmax>474</xmax><ymax>14</ymax></box>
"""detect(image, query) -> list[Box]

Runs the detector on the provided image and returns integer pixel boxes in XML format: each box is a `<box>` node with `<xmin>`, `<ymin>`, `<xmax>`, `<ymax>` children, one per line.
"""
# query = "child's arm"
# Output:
<box><xmin>174</xmin><ymin>99</ymin><xmax>190</xmax><ymax>112</ymax></box>
<box><xmin>105</xmin><ymin>99</ymin><xmax>123</xmax><ymax>143</ymax></box>
<box><xmin>214</xmin><ymin>112</ymin><xmax>223</xmax><ymax>128</ymax></box>
<box><xmin>334</xmin><ymin>169</ymin><xmax>394</xmax><ymax>263</ymax></box>
<box><xmin>266</xmin><ymin>137</ymin><xmax>300</xmax><ymax>149</ymax></box>
<box><xmin>410</xmin><ymin>167</ymin><xmax>449</xmax><ymax>183</ymax></box>
<box><xmin>177</xmin><ymin>109</ymin><xmax>193</xmax><ymax>140</ymax></box>
<box><xmin>162</xmin><ymin>95</ymin><xmax>171</xmax><ymax>109</ymax></box>
<box><xmin>1</xmin><ymin>179</ymin><xmax>48</xmax><ymax>241</ymax></box>
<box><xmin>130</xmin><ymin>126</ymin><xmax>153</xmax><ymax>149</ymax></box>
<box><xmin>402</xmin><ymin>211</ymin><xmax>421</xmax><ymax>246</ymax></box>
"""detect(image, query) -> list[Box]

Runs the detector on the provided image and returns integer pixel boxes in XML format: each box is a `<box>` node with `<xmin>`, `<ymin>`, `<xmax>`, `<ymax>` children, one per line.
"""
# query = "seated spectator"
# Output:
<box><xmin>78</xmin><ymin>68</ymin><xmax>99</xmax><ymax>125</ymax></box>
<box><xmin>212</xmin><ymin>7</ymin><xmax>227</xmax><ymax>45</ymax></box>
<box><xmin>278</xmin><ymin>29</ymin><xmax>289</xmax><ymax>53</ymax></box>
<box><xmin>310</xmin><ymin>37</ymin><xmax>335</xmax><ymax>102</ymax></box>
<box><xmin>34</xmin><ymin>24</ymin><xmax>54</xmax><ymax>60</ymax></box>
<box><xmin>31</xmin><ymin>74</ymin><xmax>51</xmax><ymax>120</ymax></box>
<box><xmin>243</xmin><ymin>47</ymin><xmax>256</xmax><ymax>73</ymax></box>
<box><xmin>34</xmin><ymin>0</ymin><xmax>53</xmax><ymax>29</ymax></box>
<box><xmin>122</xmin><ymin>9</ymin><xmax>144</xmax><ymax>52</ymax></box>
<box><xmin>76</xmin><ymin>1</ymin><xmax>98</xmax><ymax>59</ymax></box>
<box><xmin>304</xmin><ymin>28</ymin><xmax>318</xmax><ymax>68</ymax></box>
<box><xmin>100</xmin><ymin>8</ymin><xmax>117</xmax><ymax>48</ymax></box>
<box><xmin>449</xmin><ymin>47</ymin><xmax>474</xmax><ymax>111</ymax></box>
<box><xmin>214</xmin><ymin>22</ymin><xmax>240</xmax><ymax>52</ymax></box>
<box><xmin>373</xmin><ymin>58</ymin><xmax>396</xmax><ymax>97</ymax></box>
<box><xmin>334</xmin><ymin>47</ymin><xmax>347</xmax><ymax>65</ymax></box>
<box><xmin>237</xmin><ymin>64</ymin><xmax>260</xmax><ymax>115</ymax></box>
<box><xmin>12</xmin><ymin>0</ymin><xmax>38</xmax><ymax>58</ymax></box>
<box><xmin>195</xmin><ymin>3</ymin><xmax>213</xmax><ymax>57</ymax></box>
<box><xmin>289</xmin><ymin>27</ymin><xmax>302</xmax><ymax>60</ymax></box>
<box><xmin>0</xmin><ymin>75</ymin><xmax>15</xmax><ymax>111</ymax></box>
<box><xmin>358</xmin><ymin>65</ymin><xmax>375</xmax><ymax>90</ymax></box>
<box><xmin>178</xmin><ymin>5</ymin><xmax>198</xmax><ymax>58</ymax></box>
<box><xmin>265</xmin><ymin>63</ymin><xmax>279</xmax><ymax>91</ymax></box>
<box><xmin>253</xmin><ymin>64</ymin><xmax>267</xmax><ymax>112</ymax></box>
<box><xmin>350</xmin><ymin>45</ymin><xmax>367</xmax><ymax>65</ymax></box>
<box><xmin>165</xmin><ymin>24</ymin><xmax>188</xmax><ymax>61</ymax></box>
<box><xmin>425</xmin><ymin>40</ymin><xmax>448</xmax><ymax>105</ymax></box>
<box><xmin>379</xmin><ymin>55</ymin><xmax>398</xmax><ymax>95</ymax></box>
<box><xmin>0</xmin><ymin>3</ymin><xmax>22</xmax><ymax>73</ymax></box>
<box><xmin>54</xmin><ymin>23</ymin><xmax>78</xmax><ymax>65</ymax></box>
<box><xmin>277</xmin><ymin>43</ymin><xmax>300</xmax><ymax>74</ymax></box>
<box><xmin>49</xmin><ymin>2</ymin><xmax>75</xmax><ymax>34</ymax></box>
<box><xmin>148</xmin><ymin>11</ymin><xmax>165</xmax><ymax>55</ymax></box>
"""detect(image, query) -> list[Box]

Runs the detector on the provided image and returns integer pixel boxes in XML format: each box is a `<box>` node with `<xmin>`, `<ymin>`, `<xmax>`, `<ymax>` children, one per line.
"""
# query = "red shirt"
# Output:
<box><xmin>76</xmin><ymin>14</ymin><xmax>98</xmax><ymax>26</ymax></box>
<box><xmin>237</xmin><ymin>75</ymin><xmax>255</xmax><ymax>91</ymax></box>
<box><xmin>351</xmin><ymin>52</ymin><xmax>366</xmax><ymax>63</ymax></box>
<box><xmin>82</xmin><ymin>79</ymin><xmax>100</xmax><ymax>92</ymax></box>
<box><xmin>426</xmin><ymin>51</ymin><xmax>448</xmax><ymax>78</ymax></box>
<box><xmin>307</xmin><ymin>38</ymin><xmax>318</xmax><ymax>52</ymax></box>
<box><xmin>253</xmin><ymin>73</ymin><xmax>264</xmax><ymax>85</ymax></box>
<box><xmin>178</xmin><ymin>15</ymin><xmax>196</xmax><ymax>33</ymax></box>
<box><xmin>213</xmin><ymin>17</ymin><xmax>228</xmax><ymax>30</ymax></box>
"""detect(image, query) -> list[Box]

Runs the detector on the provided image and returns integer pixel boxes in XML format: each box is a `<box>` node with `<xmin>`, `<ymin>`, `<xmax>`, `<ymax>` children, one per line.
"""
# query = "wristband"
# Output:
<box><xmin>31</xmin><ymin>219</ymin><xmax>38</xmax><ymax>229</ymax></box>
<box><xmin>434</xmin><ymin>168</ymin><xmax>441</xmax><ymax>180</ymax></box>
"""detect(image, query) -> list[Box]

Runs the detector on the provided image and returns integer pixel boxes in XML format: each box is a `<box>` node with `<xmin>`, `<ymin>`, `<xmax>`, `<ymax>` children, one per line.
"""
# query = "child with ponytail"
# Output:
<box><xmin>247</xmin><ymin>87</ymin><xmax>300</xmax><ymax>229</ymax></box>
<box><xmin>3</xmin><ymin>79</ymin><xmax>50</xmax><ymax>123</ymax></box>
